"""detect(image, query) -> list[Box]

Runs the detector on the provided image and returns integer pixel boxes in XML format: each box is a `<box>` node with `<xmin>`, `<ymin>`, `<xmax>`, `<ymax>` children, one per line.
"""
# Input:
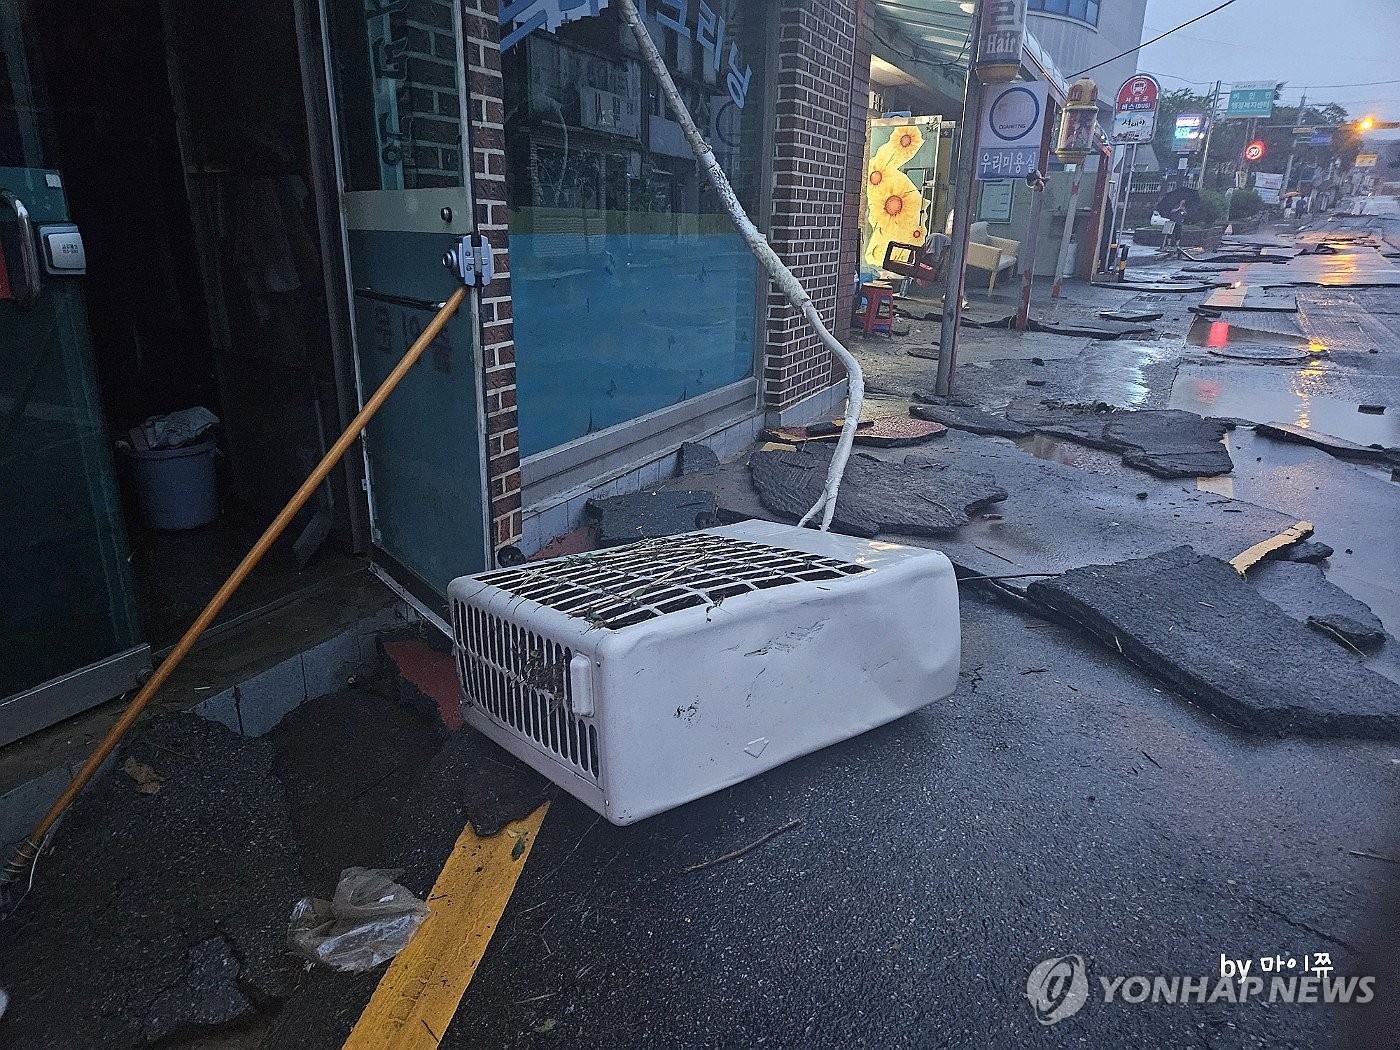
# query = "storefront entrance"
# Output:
<box><xmin>0</xmin><ymin>0</ymin><xmax>488</xmax><ymax>745</ymax></box>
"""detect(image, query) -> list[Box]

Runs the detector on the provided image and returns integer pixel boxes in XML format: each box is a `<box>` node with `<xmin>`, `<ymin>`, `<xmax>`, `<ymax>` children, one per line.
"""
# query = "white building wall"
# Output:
<box><xmin>1027</xmin><ymin>0</ymin><xmax>1148</xmax><ymax>98</ymax></box>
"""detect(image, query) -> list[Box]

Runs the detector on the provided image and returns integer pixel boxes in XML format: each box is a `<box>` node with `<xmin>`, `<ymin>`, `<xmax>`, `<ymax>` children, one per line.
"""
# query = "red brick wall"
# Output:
<box><xmin>463</xmin><ymin>0</ymin><xmax>521</xmax><ymax>548</ymax></box>
<box><xmin>764</xmin><ymin>0</ymin><xmax>862</xmax><ymax>411</ymax></box>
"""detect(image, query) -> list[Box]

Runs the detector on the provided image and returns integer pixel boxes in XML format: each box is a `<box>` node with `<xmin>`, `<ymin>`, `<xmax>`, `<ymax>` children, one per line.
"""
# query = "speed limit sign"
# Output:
<box><xmin>1242</xmin><ymin>140</ymin><xmax>1267</xmax><ymax>163</ymax></box>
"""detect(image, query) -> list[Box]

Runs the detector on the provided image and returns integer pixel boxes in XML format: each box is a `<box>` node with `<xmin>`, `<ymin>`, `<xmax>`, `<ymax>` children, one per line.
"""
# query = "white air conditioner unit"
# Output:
<box><xmin>449</xmin><ymin>520</ymin><xmax>959</xmax><ymax>825</ymax></box>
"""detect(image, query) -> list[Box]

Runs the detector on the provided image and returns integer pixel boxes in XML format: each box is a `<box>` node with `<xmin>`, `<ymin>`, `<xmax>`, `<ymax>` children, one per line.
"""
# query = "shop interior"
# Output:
<box><xmin>28</xmin><ymin>0</ymin><xmax>357</xmax><ymax>649</ymax></box>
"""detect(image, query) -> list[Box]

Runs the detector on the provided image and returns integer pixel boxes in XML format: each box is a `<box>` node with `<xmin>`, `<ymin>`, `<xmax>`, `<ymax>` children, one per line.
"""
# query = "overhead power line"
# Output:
<box><xmin>1071</xmin><ymin>0</ymin><xmax>1242</xmax><ymax>78</ymax></box>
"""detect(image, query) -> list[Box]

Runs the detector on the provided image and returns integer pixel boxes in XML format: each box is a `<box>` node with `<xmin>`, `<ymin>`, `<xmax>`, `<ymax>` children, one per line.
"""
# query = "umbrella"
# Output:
<box><xmin>1155</xmin><ymin>187</ymin><xmax>1202</xmax><ymax>219</ymax></box>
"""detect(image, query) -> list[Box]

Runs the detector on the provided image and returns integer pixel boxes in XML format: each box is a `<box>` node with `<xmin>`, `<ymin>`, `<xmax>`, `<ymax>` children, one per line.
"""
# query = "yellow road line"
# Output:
<box><xmin>344</xmin><ymin>803</ymin><xmax>550</xmax><ymax>1049</ymax></box>
<box><xmin>1228</xmin><ymin>519</ymin><xmax>1314</xmax><ymax>576</ymax></box>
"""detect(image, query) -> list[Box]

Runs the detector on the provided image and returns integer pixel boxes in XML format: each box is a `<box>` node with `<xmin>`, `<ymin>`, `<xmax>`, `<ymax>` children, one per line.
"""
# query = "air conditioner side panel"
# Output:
<box><xmin>592</xmin><ymin>552</ymin><xmax>959</xmax><ymax>824</ymax></box>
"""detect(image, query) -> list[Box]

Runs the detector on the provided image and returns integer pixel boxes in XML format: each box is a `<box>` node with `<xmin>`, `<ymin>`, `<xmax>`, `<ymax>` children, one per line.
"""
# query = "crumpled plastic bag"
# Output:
<box><xmin>288</xmin><ymin>867</ymin><xmax>430</xmax><ymax>972</ymax></box>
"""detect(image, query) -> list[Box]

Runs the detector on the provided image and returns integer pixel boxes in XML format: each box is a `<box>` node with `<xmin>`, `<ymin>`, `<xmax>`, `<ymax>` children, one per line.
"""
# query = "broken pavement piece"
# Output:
<box><xmin>1026</xmin><ymin>546</ymin><xmax>1400</xmax><ymax>738</ymax></box>
<box><xmin>1271</xmin><ymin>540</ymin><xmax>1334</xmax><ymax>564</ymax></box>
<box><xmin>679</xmin><ymin>441</ymin><xmax>720</xmax><ymax>474</ymax></box>
<box><xmin>1006</xmin><ymin>406</ymin><xmax>1234</xmax><ymax>478</ymax></box>
<box><xmin>908</xmin><ymin>403</ymin><xmax>1034</xmax><ymax>439</ymax></box>
<box><xmin>748</xmin><ymin>443</ymin><xmax>1006</xmax><ymax>538</ymax></box>
<box><xmin>851</xmin><ymin>415</ymin><xmax>948</xmax><ymax>447</ymax></box>
<box><xmin>1255</xmin><ymin>421</ymin><xmax>1400</xmax><ymax>465</ymax></box>
<box><xmin>1099</xmin><ymin>309</ymin><xmax>1164</xmax><ymax>322</ymax></box>
<box><xmin>586</xmin><ymin>489</ymin><xmax>719</xmax><ymax>545</ymax></box>
<box><xmin>1207</xmin><ymin>344</ymin><xmax>1312</xmax><ymax>363</ymax></box>
<box><xmin>1246</xmin><ymin>560</ymin><xmax>1389</xmax><ymax>652</ymax></box>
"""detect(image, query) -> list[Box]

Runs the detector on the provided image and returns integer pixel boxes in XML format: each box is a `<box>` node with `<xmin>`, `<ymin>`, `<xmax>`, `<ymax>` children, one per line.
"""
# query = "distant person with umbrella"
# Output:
<box><xmin>1168</xmin><ymin>200</ymin><xmax>1189</xmax><ymax>246</ymax></box>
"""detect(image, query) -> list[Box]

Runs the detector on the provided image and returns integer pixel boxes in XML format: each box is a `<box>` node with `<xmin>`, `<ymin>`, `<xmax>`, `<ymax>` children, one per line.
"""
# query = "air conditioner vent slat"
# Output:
<box><xmin>473</xmin><ymin>533</ymin><xmax>869</xmax><ymax>631</ymax></box>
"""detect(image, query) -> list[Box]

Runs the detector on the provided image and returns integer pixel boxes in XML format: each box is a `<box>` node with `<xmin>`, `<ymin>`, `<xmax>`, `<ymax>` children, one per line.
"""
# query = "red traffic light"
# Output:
<box><xmin>1242</xmin><ymin>140</ymin><xmax>1267</xmax><ymax>163</ymax></box>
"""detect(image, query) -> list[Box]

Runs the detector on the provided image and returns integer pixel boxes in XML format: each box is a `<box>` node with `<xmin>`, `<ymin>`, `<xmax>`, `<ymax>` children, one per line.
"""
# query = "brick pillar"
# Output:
<box><xmin>463</xmin><ymin>0</ymin><xmax>521</xmax><ymax>549</ymax></box>
<box><xmin>764</xmin><ymin>0</ymin><xmax>862</xmax><ymax>413</ymax></box>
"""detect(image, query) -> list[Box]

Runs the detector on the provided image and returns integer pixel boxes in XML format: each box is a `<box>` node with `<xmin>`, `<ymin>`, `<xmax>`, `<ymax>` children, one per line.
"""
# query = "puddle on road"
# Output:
<box><xmin>1012</xmin><ymin>434</ymin><xmax>1127</xmax><ymax>474</ymax></box>
<box><xmin>1187</xmin><ymin>316</ymin><xmax>1311</xmax><ymax>349</ymax></box>
<box><xmin>1067</xmin><ymin>341</ymin><xmax>1176</xmax><ymax>407</ymax></box>
<box><xmin>1171</xmin><ymin>363</ymin><xmax>1400</xmax><ymax>447</ymax></box>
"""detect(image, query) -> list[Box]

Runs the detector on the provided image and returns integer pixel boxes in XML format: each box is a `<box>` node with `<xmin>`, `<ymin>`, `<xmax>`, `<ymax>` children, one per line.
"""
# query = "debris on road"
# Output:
<box><xmin>1255</xmin><ymin>421</ymin><xmax>1400</xmax><ymax>465</ymax></box>
<box><xmin>288</xmin><ymin>867</ymin><xmax>429</xmax><ymax>973</ymax></box>
<box><xmin>122</xmin><ymin>756</ymin><xmax>165</xmax><ymax>795</ymax></box>
<box><xmin>585</xmin><ymin>489</ymin><xmax>720</xmax><ymax>545</ymax></box>
<box><xmin>1247</xmin><ymin>560</ymin><xmax>1390</xmax><ymax>652</ymax></box>
<box><xmin>908</xmin><ymin>403</ymin><xmax>1034</xmax><ymax>439</ymax></box>
<box><xmin>1006</xmin><ymin>405</ymin><xmax>1235</xmax><ymax>478</ymax></box>
<box><xmin>679</xmin><ymin>441</ymin><xmax>721</xmax><ymax>474</ymax></box>
<box><xmin>678</xmin><ymin>817</ymin><xmax>804</xmax><ymax>875</ymax></box>
<box><xmin>749</xmin><ymin>444</ymin><xmax>1006</xmax><ymax>537</ymax></box>
<box><xmin>1027</xmin><ymin>546</ymin><xmax>1400</xmax><ymax>738</ymax></box>
<box><xmin>764</xmin><ymin>414</ymin><xmax>946</xmax><ymax>448</ymax></box>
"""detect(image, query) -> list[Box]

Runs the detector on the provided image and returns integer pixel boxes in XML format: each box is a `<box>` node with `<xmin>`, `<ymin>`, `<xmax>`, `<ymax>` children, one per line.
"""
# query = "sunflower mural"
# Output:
<box><xmin>864</xmin><ymin>123</ymin><xmax>930</xmax><ymax>269</ymax></box>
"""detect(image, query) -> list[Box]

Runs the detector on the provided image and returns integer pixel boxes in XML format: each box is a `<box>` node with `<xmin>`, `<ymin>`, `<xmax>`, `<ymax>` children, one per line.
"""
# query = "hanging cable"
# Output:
<box><xmin>1072</xmin><ymin>0</ymin><xmax>1242</xmax><ymax>78</ymax></box>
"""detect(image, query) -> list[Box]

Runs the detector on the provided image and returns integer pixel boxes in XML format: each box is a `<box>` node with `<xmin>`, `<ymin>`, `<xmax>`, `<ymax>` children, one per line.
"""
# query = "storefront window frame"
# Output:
<box><xmin>504</xmin><ymin>3</ymin><xmax>780</xmax><ymax>506</ymax></box>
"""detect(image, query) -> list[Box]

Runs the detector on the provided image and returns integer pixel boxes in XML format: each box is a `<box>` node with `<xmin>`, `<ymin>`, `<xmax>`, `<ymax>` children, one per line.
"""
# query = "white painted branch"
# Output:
<box><xmin>615</xmin><ymin>0</ymin><xmax>863</xmax><ymax>531</ymax></box>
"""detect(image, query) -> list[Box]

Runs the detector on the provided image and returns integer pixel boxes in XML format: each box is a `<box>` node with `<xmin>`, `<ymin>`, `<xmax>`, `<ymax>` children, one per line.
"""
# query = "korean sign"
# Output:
<box><xmin>1225</xmin><ymin>80</ymin><xmax>1276</xmax><ymax>119</ymax></box>
<box><xmin>1172</xmin><ymin>113</ymin><xmax>1208</xmax><ymax>153</ymax></box>
<box><xmin>977</xmin><ymin>81</ymin><xmax>1048</xmax><ymax>180</ymax></box>
<box><xmin>1111</xmin><ymin>75</ymin><xmax>1159</xmax><ymax>143</ymax></box>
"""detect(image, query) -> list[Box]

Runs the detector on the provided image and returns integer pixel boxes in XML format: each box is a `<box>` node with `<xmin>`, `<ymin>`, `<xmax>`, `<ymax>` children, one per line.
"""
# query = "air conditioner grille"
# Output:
<box><xmin>472</xmin><ymin>533</ymin><xmax>870</xmax><ymax>630</ymax></box>
<box><xmin>454</xmin><ymin>600</ymin><xmax>601</xmax><ymax>781</ymax></box>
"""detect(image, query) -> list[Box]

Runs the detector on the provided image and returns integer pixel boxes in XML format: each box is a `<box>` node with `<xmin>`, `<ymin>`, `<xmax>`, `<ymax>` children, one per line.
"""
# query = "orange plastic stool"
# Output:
<box><xmin>857</xmin><ymin>282</ymin><xmax>895</xmax><ymax>336</ymax></box>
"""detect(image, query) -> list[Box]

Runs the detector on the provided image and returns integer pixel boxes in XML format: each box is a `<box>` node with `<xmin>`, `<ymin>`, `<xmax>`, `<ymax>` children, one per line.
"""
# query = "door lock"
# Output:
<box><xmin>442</xmin><ymin>232</ymin><xmax>494</xmax><ymax>287</ymax></box>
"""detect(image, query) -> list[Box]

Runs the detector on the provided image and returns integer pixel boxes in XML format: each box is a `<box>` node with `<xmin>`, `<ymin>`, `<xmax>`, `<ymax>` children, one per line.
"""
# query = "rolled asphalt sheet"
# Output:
<box><xmin>1004</xmin><ymin>406</ymin><xmax>1235</xmax><ymax>478</ymax></box>
<box><xmin>1026</xmin><ymin>546</ymin><xmax>1400</xmax><ymax>738</ymax></box>
<box><xmin>1255</xmin><ymin>421</ymin><xmax>1400</xmax><ymax>465</ymax></box>
<box><xmin>673</xmin><ymin>431</ymin><xmax>1302</xmax><ymax>593</ymax></box>
<box><xmin>748</xmin><ymin>443</ymin><xmax>1007</xmax><ymax>537</ymax></box>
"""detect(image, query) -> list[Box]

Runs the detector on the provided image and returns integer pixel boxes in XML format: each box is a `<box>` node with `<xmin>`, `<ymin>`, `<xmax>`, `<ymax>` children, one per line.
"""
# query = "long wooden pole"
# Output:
<box><xmin>1</xmin><ymin>286</ymin><xmax>470</xmax><ymax>886</ymax></box>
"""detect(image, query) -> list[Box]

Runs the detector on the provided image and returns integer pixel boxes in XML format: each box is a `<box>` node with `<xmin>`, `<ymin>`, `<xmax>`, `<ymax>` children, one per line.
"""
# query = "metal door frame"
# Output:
<box><xmin>305</xmin><ymin>0</ymin><xmax>492</xmax><ymax>633</ymax></box>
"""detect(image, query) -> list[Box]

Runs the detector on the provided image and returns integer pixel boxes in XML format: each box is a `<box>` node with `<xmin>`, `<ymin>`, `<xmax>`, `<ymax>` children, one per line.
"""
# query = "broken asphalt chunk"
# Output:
<box><xmin>1247</xmin><ymin>560</ymin><xmax>1390</xmax><ymax>653</ymax></box>
<box><xmin>1255</xmin><ymin>421</ymin><xmax>1400</xmax><ymax>465</ymax></box>
<box><xmin>748</xmin><ymin>443</ymin><xmax>1006</xmax><ymax>537</ymax></box>
<box><xmin>1005</xmin><ymin>406</ymin><xmax>1234</xmax><ymax>478</ymax></box>
<box><xmin>908</xmin><ymin>403</ymin><xmax>1034</xmax><ymax>439</ymax></box>
<box><xmin>1026</xmin><ymin>547</ymin><xmax>1400</xmax><ymax>738</ymax></box>
<box><xmin>586</xmin><ymin>489</ymin><xmax>720</xmax><ymax>545</ymax></box>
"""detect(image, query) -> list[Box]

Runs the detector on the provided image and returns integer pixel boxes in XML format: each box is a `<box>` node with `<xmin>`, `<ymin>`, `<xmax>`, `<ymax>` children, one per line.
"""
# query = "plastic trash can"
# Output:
<box><xmin>124</xmin><ymin>437</ymin><xmax>219</xmax><ymax>530</ymax></box>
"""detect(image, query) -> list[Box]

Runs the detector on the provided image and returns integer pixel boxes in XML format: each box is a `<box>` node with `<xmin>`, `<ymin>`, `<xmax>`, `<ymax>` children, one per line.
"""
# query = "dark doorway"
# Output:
<box><xmin>29</xmin><ymin>0</ymin><xmax>360</xmax><ymax>648</ymax></box>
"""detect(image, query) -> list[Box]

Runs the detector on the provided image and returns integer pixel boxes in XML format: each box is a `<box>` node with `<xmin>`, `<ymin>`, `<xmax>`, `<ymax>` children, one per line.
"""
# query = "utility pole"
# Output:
<box><xmin>1282</xmin><ymin>89</ymin><xmax>1306</xmax><ymax>193</ymax></box>
<box><xmin>1196</xmin><ymin>80</ymin><xmax>1220</xmax><ymax>189</ymax></box>
<box><xmin>934</xmin><ymin>2</ymin><xmax>985</xmax><ymax>397</ymax></box>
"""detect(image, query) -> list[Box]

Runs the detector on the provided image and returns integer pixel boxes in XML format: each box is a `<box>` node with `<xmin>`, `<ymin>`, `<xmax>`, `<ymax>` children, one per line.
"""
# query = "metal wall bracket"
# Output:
<box><xmin>442</xmin><ymin>232</ymin><xmax>494</xmax><ymax>287</ymax></box>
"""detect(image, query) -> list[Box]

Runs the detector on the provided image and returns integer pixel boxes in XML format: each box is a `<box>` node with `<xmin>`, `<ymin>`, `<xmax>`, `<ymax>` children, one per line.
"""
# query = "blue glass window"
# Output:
<box><xmin>1029</xmin><ymin>0</ymin><xmax>1100</xmax><ymax>26</ymax></box>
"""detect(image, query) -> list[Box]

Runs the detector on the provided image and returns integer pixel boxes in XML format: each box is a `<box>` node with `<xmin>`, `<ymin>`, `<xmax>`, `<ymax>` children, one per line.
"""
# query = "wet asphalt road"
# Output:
<box><xmin>442</xmin><ymin>589</ymin><xmax>1400</xmax><ymax>1049</ymax></box>
<box><xmin>436</xmin><ymin>235</ymin><xmax>1400</xmax><ymax>1048</ymax></box>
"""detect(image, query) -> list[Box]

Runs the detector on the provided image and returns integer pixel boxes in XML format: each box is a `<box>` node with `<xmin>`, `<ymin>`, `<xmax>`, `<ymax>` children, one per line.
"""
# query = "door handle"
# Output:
<box><xmin>0</xmin><ymin>190</ymin><xmax>42</xmax><ymax>309</ymax></box>
<box><xmin>353</xmin><ymin>287</ymin><xmax>447</xmax><ymax>312</ymax></box>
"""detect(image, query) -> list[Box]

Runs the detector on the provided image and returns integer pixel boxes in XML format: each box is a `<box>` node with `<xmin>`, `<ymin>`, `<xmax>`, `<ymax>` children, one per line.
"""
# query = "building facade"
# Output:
<box><xmin>0</xmin><ymin>0</ymin><xmax>867</xmax><ymax>743</ymax></box>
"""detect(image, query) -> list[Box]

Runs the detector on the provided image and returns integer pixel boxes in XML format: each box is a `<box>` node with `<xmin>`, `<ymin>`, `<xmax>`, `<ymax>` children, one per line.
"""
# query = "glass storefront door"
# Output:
<box><xmin>0</xmin><ymin>1</ymin><xmax>147</xmax><ymax>745</ymax></box>
<box><xmin>322</xmin><ymin>0</ymin><xmax>491</xmax><ymax>622</ymax></box>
